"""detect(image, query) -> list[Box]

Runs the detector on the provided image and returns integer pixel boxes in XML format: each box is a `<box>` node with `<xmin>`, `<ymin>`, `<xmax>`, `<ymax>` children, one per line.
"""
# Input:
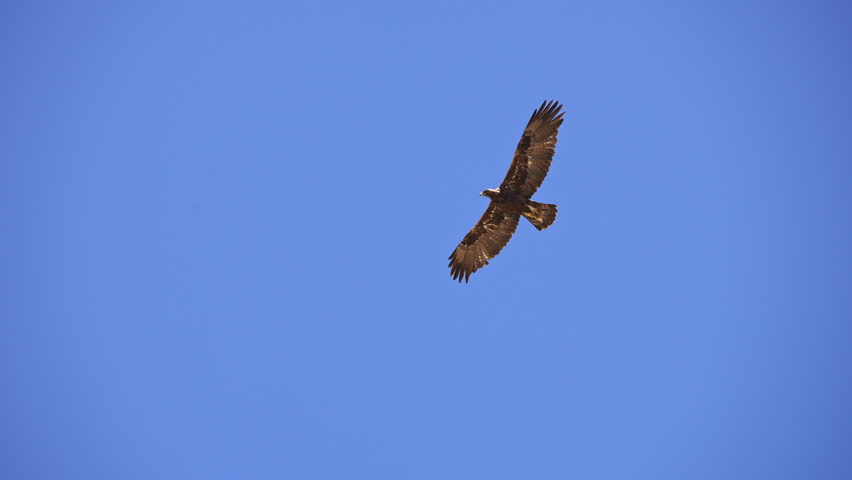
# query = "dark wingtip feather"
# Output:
<box><xmin>448</xmin><ymin>252</ymin><xmax>473</xmax><ymax>283</ymax></box>
<box><xmin>531</xmin><ymin>100</ymin><xmax>563</xmax><ymax>123</ymax></box>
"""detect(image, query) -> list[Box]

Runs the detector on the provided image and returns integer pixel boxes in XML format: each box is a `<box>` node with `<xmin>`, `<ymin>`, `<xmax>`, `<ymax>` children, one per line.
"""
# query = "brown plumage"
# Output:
<box><xmin>448</xmin><ymin>100</ymin><xmax>564</xmax><ymax>283</ymax></box>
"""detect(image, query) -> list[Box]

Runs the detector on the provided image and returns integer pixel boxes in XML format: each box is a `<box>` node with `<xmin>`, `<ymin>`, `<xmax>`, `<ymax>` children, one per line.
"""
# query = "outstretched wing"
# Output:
<box><xmin>448</xmin><ymin>201</ymin><xmax>522</xmax><ymax>283</ymax></box>
<box><xmin>500</xmin><ymin>100</ymin><xmax>565</xmax><ymax>197</ymax></box>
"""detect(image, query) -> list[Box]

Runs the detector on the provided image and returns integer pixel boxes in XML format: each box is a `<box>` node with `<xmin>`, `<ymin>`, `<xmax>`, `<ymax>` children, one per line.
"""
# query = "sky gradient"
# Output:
<box><xmin>3</xmin><ymin>2</ymin><xmax>852</xmax><ymax>479</ymax></box>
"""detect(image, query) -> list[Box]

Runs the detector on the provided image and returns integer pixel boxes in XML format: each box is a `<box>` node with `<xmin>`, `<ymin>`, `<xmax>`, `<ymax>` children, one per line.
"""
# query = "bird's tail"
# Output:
<box><xmin>522</xmin><ymin>201</ymin><xmax>557</xmax><ymax>231</ymax></box>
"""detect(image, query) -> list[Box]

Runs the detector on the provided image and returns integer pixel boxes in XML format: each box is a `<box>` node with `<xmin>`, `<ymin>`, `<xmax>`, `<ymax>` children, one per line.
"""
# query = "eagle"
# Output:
<box><xmin>448</xmin><ymin>100</ymin><xmax>565</xmax><ymax>283</ymax></box>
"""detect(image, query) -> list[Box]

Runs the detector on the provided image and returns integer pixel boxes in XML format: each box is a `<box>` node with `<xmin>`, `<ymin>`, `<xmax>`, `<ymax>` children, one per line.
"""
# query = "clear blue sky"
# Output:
<box><xmin>3</xmin><ymin>2</ymin><xmax>852</xmax><ymax>479</ymax></box>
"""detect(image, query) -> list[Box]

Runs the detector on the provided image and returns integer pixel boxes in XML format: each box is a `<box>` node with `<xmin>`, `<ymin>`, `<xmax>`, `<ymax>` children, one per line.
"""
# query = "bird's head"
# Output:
<box><xmin>480</xmin><ymin>188</ymin><xmax>500</xmax><ymax>198</ymax></box>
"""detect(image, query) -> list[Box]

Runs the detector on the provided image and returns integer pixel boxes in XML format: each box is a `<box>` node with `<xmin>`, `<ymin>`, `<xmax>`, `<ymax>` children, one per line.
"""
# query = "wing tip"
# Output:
<box><xmin>448</xmin><ymin>249</ymin><xmax>477</xmax><ymax>284</ymax></box>
<box><xmin>531</xmin><ymin>100</ymin><xmax>564</xmax><ymax>122</ymax></box>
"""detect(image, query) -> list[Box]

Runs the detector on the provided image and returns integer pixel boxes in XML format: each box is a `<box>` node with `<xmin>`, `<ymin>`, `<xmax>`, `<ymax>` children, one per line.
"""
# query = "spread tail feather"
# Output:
<box><xmin>522</xmin><ymin>201</ymin><xmax>557</xmax><ymax>230</ymax></box>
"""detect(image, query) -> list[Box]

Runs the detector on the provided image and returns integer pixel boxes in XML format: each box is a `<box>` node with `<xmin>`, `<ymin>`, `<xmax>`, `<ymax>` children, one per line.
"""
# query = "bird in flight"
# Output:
<box><xmin>448</xmin><ymin>100</ymin><xmax>565</xmax><ymax>283</ymax></box>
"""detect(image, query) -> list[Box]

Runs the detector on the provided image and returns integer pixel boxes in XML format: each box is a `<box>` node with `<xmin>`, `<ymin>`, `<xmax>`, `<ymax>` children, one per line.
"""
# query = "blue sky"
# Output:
<box><xmin>3</xmin><ymin>1</ymin><xmax>852</xmax><ymax>479</ymax></box>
